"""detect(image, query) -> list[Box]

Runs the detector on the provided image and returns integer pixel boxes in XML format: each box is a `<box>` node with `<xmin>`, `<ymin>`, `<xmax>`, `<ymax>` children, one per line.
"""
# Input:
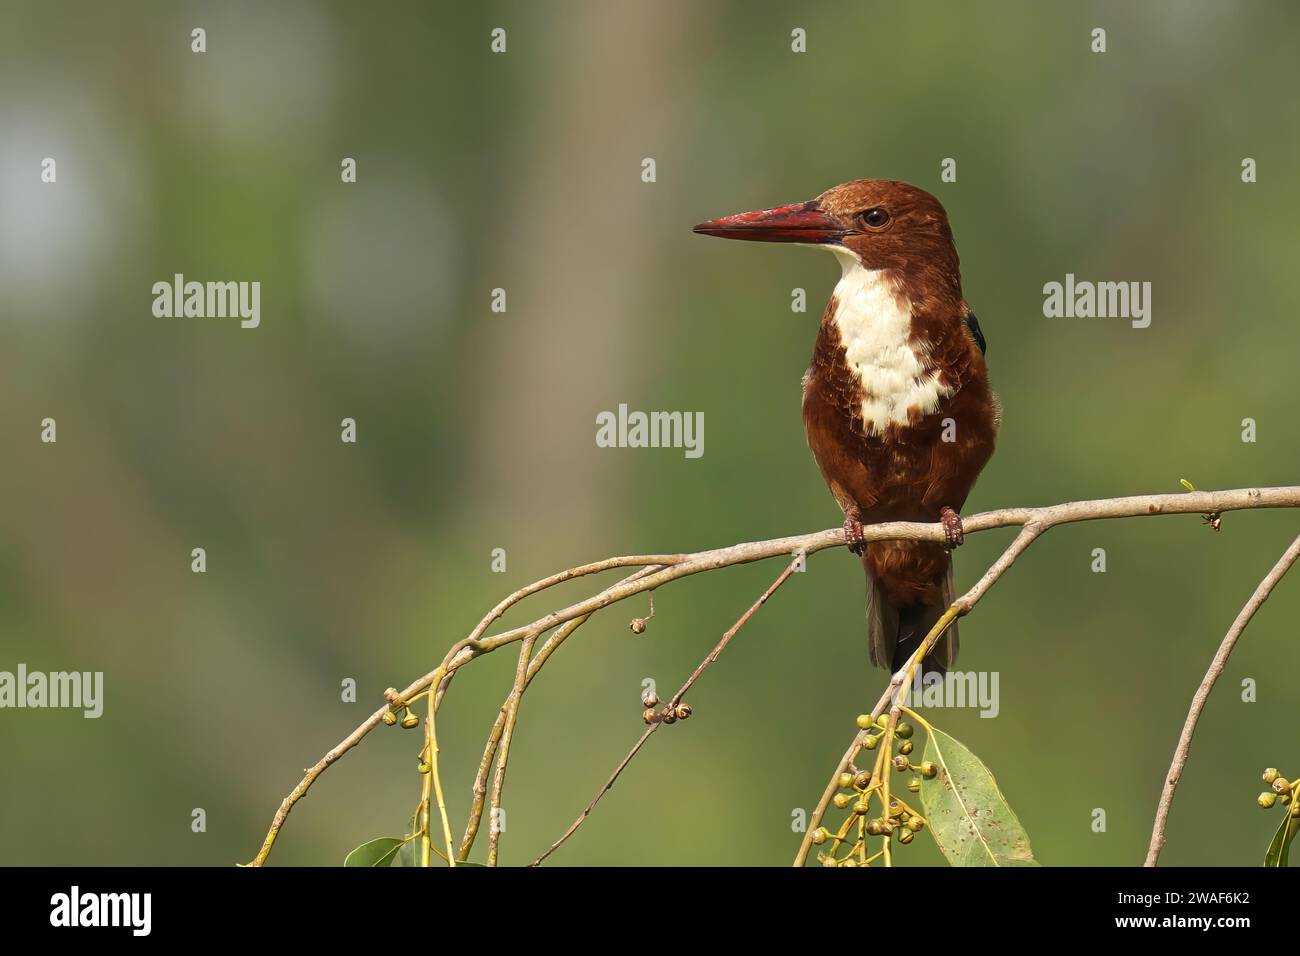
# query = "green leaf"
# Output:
<box><xmin>919</xmin><ymin>727</ymin><xmax>1037</xmax><ymax>867</ymax></box>
<box><xmin>1265</xmin><ymin>808</ymin><xmax>1299</xmax><ymax>867</ymax></box>
<box><xmin>394</xmin><ymin>814</ymin><xmax>421</xmax><ymax>868</ymax></box>
<box><xmin>344</xmin><ymin>837</ymin><xmax>404</xmax><ymax>867</ymax></box>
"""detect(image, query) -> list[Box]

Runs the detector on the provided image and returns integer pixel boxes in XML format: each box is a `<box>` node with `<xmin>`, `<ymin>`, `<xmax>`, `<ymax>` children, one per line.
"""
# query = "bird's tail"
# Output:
<box><xmin>866</xmin><ymin>561</ymin><xmax>959</xmax><ymax>679</ymax></box>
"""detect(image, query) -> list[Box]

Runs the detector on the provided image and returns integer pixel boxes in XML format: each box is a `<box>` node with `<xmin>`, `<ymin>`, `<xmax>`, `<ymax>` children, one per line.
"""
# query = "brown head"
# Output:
<box><xmin>693</xmin><ymin>179</ymin><xmax>963</xmax><ymax>305</ymax></box>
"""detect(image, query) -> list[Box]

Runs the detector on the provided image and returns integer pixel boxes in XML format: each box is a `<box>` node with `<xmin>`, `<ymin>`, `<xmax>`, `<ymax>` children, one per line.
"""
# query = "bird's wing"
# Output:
<box><xmin>964</xmin><ymin>310</ymin><xmax>986</xmax><ymax>354</ymax></box>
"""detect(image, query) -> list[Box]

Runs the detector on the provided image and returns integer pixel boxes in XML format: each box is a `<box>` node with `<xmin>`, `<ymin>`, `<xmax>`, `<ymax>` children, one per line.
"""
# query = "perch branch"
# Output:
<box><xmin>245</xmin><ymin>485</ymin><xmax>1300</xmax><ymax>866</ymax></box>
<box><xmin>1143</xmin><ymin>532</ymin><xmax>1300</xmax><ymax>867</ymax></box>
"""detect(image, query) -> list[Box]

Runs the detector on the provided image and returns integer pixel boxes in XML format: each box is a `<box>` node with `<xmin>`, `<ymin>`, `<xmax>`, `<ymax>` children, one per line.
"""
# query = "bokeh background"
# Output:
<box><xmin>1</xmin><ymin>0</ymin><xmax>1297</xmax><ymax>867</ymax></box>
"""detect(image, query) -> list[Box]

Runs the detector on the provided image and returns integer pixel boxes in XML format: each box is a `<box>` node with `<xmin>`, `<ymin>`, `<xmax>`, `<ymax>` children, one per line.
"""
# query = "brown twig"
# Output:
<box><xmin>528</xmin><ymin>556</ymin><xmax>803</xmax><ymax>866</ymax></box>
<box><xmin>486</xmin><ymin>631</ymin><xmax>538</xmax><ymax>866</ymax></box>
<box><xmin>244</xmin><ymin>486</ymin><xmax>1300</xmax><ymax>866</ymax></box>
<box><xmin>1143</xmin><ymin>532</ymin><xmax>1300</xmax><ymax>867</ymax></box>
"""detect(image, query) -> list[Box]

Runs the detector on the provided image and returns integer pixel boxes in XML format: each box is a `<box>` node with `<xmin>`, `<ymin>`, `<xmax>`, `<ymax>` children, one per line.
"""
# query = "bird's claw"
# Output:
<box><xmin>843</xmin><ymin>510</ymin><xmax>866</xmax><ymax>556</ymax></box>
<box><xmin>940</xmin><ymin>506</ymin><xmax>964</xmax><ymax>550</ymax></box>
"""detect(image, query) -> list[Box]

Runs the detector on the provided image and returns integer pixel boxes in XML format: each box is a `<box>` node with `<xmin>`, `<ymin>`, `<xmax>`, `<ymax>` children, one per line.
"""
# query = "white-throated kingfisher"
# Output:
<box><xmin>695</xmin><ymin>180</ymin><xmax>998</xmax><ymax>676</ymax></box>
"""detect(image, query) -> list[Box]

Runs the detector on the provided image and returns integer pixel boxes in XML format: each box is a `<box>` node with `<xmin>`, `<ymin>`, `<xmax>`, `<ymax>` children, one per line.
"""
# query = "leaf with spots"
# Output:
<box><xmin>919</xmin><ymin>727</ymin><xmax>1037</xmax><ymax>866</ymax></box>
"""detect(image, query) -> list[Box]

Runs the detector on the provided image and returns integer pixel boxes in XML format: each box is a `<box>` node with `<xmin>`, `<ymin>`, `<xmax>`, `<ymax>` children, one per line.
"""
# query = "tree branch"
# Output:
<box><xmin>244</xmin><ymin>485</ymin><xmax>1300</xmax><ymax>867</ymax></box>
<box><xmin>1143</xmin><ymin>532</ymin><xmax>1300</xmax><ymax>867</ymax></box>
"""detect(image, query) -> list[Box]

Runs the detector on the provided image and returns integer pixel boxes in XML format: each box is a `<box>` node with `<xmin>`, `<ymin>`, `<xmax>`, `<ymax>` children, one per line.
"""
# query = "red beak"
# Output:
<box><xmin>693</xmin><ymin>200</ymin><xmax>847</xmax><ymax>244</ymax></box>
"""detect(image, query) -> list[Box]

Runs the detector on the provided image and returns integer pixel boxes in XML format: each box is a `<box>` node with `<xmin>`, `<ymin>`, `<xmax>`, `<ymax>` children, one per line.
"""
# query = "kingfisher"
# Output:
<box><xmin>694</xmin><ymin>180</ymin><xmax>998</xmax><ymax>676</ymax></box>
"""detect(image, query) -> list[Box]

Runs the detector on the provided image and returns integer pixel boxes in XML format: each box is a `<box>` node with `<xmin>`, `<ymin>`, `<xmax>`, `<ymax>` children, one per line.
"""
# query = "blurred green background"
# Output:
<box><xmin>1</xmin><ymin>0</ymin><xmax>1297</xmax><ymax>867</ymax></box>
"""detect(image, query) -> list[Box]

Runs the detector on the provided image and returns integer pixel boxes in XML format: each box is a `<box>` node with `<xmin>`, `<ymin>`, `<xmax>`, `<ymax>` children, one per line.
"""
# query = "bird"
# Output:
<box><xmin>694</xmin><ymin>180</ymin><xmax>998</xmax><ymax>678</ymax></box>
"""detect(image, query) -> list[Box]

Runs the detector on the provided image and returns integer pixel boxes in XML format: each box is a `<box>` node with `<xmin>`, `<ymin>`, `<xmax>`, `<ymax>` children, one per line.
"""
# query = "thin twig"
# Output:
<box><xmin>426</xmin><ymin>667</ymin><xmax>456</xmax><ymax>867</ymax></box>
<box><xmin>459</xmin><ymin>569</ymin><xmax>663</xmax><ymax>859</ymax></box>
<box><xmin>1144</xmin><ymin>532</ymin><xmax>1300</xmax><ymax>867</ymax></box>
<box><xmin>486</xmin><ymin>631</ymin><xmax>538</xmax><ymax>866</ymax></box>
<box><xmin>245</xmin><ymin>486</ymin><xmax>1300</xmax><ymax>866</ymax></box>
<box><xmin>529</xmin><ymin>557</ymin><xmax>803</xmax><ymax>865</ymax></box>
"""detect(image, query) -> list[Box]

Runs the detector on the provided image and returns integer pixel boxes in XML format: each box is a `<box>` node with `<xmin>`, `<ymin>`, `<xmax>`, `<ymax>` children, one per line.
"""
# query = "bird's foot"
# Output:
<box><xmin>843</xmin><ymin>508</ymin><xmax>866</xmax><ymax>556</ymax></box>
<box><xmin>940</xmin><ymin>506</ymin><xmax>964</xmax><ymax>550</ymax></box>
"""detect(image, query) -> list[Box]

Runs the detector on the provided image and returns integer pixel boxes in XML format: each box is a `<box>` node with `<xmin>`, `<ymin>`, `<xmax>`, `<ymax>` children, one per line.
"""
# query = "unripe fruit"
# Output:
<box><xmin>417</xmin><ymin>761</ymin><xmax>430</xmax><ymax>774</ymax></box>
<box><xmin>866</xmin><ymin>819</ymin><xmax>884</xmax><ymax>836</ymax></box>
<box><xmin>839</xmin><ymin>772</ymin><xmax>855</xmax><ymax>790</ymax></box>
<box><xmin>896</xmin><ymin>722</ymin><xmax>914</xmax><ymax>739</ymax></box>
<box><xmin>1272</xmin><ymin>777</ymin><xmax>1291</xmax><ymax>794</ymax></box>
<box><xmin>876</xmin><ymin>714</ymin><xmax>889</xmax><ymax>728</ymax></box>
<box><xmin>853</xmin><ymin>800</ymin><xmax>870</xmax><ymax>816</ymax></box>
<box><xmin>382</xmin><ymin>711</ymin><xmax>398</xmax><ymax>726</ymax></box>
<box><xmin>856</xmin><ymin>714</ymin><xmax>873</xmax><ymax>730</ymax></box>
<box><xmin>907</xmin><ymin>779</ymin><xmax>921</xmax><ymax>793</ymax></box>
<box><xmin>400</xmin><ymin>710</ymin><xmax>420</xmax><ymax>730</ymax></box>
<box><xmin>920</xmin><ymin>761</ymin><xmax>938</xmax><ymax>779</ymax></box>
<box><xmin>811</xmin><ymin>827</ymin><xmax>829</xmax><ymax>845</ymax></box>
<box><xmin>893</xmin><ymin>755</ymin><xmax>910</xmax><ymax>771</ymax></box>
<box><xmin>1259</xmin><ymin>792</ymin><xmax>1278</xmax><ymax>809</ymax></box>
<box><xmin>833</xmin><ymin>793</ymin><xmax>851</xmax><ymax>810</ymax></box>
<box><xmin>1264</xmin><ymin>768</ymin><xmax>1280</xmax><ymax>785</ymax></box>
<box><xmin>898</xmin><ymin>829</ymin><xmax>915</xmax><ymax>845</ymax></box>
<box><xmin>907</xmin><ymin>817</ymin><xmax>924</xmax><ymax>832</ymax></box>
<box><xmin>853</xmin><ymin>770</ymin><xmax>872</xmax><ymax>790</ymax></box>
<box><xmin>899</xmin><ymin>741</ymin><xmax>914</xmax><ymax>755</ymax></box>
<box><xmin>863</xmin><ymin>735</ymin><xmax>880</xmax><ymax>750</ymax></box>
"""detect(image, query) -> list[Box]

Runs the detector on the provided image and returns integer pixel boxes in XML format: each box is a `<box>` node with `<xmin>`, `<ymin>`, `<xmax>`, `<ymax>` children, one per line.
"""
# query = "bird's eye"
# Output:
<box><xmin>861</xmin><ymin>208</ymin><xmax>889</xmax><ymax>228</ymax></box>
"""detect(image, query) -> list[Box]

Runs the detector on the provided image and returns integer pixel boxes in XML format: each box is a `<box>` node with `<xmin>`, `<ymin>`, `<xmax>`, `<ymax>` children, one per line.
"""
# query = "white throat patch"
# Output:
<box><xmin>827</xmin><ymin>248</ymin><xmax>953</xmax><ymax>433</ymax></box>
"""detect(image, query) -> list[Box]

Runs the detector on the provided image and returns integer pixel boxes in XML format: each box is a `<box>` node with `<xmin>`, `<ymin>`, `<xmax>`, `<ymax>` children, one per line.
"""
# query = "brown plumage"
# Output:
<box><xmin>696</xmin><ymin>180</ymin><xmax>998</xmax><ymax>676</ymax></box>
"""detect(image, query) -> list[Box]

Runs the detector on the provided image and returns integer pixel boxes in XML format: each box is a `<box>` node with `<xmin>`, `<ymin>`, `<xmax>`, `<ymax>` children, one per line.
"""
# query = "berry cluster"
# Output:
<box><xmin>810</xmin><ymin>710</ymin><xmax>936</xmax><ymax>866</ymax></box>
